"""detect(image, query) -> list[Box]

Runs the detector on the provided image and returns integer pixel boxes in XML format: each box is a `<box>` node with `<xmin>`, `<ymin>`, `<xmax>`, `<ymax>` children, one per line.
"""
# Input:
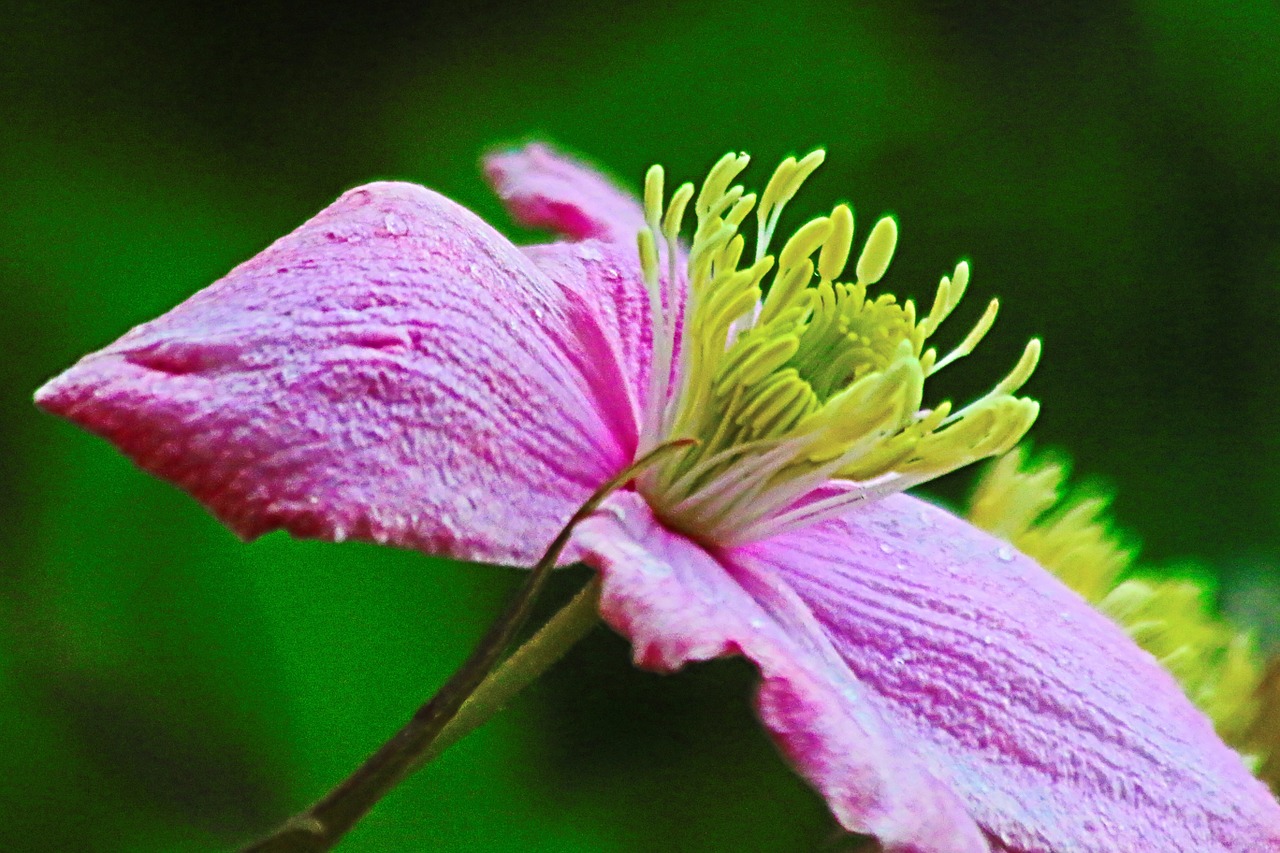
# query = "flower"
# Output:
<box><xmin>36</xmin><ymin>142</ymin><xmax>1280</xmax><ymax>851</ymax></box>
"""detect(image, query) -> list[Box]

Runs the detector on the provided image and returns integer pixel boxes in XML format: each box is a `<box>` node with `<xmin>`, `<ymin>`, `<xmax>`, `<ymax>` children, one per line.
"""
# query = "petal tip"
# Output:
<box><xmin>481</xmin><ymin>141</ymin><xmax>646</xmax><ymax>242</ymax></box>
<box><xmin>33</xmin><ymin>357</ymin><xmax>104</xmax><ymax>423</ymax></box>
<box><xmin>33</xmin><ymin>373</ymin><xmax>64</xmax><ymax>413</ymax></box>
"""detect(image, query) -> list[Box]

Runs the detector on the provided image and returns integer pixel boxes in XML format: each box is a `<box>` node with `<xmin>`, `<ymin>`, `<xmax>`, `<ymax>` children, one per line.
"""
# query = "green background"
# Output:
<box><xmin>4</xmin><ymin>1</ymin><xmax>1279</xmax><ymax>850</ymax></box>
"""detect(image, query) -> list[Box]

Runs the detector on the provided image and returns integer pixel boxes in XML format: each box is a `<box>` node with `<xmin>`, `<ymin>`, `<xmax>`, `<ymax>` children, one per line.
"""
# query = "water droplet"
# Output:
<box><xmin>384</xmin><ymin>212</ymin><xmax>408</xmax><ymax>236</ymax></box>
<box><xmin>879</xmin><ymin>542</ymin><xmax>895</xmax><ymax>554</ymax></box>
<box><xmin>996</xmin><ymin>545</ymin><xmax>1014</xmax><ymax>562</ymax></box>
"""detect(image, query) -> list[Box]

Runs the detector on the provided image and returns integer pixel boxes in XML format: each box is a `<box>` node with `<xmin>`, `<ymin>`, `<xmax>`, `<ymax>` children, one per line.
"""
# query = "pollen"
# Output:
<box><xmin>634</xmin><ymin>150</ymin><xmax>1041</xmax><ymax>544</ymax></box>
<box><xmin>969</xmin><ymin>447</ymin><xmax>1272</xmax><ymax>776</ymax></box>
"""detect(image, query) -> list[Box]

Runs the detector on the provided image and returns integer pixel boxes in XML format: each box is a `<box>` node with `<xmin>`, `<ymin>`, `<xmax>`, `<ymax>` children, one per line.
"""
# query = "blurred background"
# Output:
<box><xmin>4</xmin><ymin>0</ymin><xmax>1280</xmax><ymax>849</ymax></box>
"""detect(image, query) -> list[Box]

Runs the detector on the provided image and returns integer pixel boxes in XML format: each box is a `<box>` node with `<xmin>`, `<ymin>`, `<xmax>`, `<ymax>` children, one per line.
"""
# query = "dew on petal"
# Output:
<box><xmin>383</xmin><ymin>212</ymin><xmax>408</xmax><ymax>236</ymax></box>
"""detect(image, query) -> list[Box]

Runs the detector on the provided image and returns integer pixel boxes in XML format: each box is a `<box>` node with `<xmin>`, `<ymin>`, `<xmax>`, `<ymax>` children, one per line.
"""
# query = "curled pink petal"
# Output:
<box><xmin>522</xmin><ymin>240</ymin><xmax>654</xmax><ymax>431</ymax></box>
<box><xmin>484</xmin><ymin>143</ymin><xmax>648</xmax><ymax>243</ymax></box>
<box><xmin>572</xmin><ymin>491</ymin><xmax>1280</xmax><ymax>853</ymax></box>
<box><xmin>36</xmin><ymin>182</ymin><xmax>639</xmax><ymax>565</ymax></box>
<box><xmin>524</xmin><ymin>236</ymin><xmax>689</xmax><ymax>406</ymax></box>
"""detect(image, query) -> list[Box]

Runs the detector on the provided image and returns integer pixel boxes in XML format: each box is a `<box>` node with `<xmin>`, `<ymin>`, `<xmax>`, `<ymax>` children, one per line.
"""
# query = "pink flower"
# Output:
<box><xmin>36</xmin><ymin>142</ymin><xmax>1280</xmax><ymax>851</ymax></box>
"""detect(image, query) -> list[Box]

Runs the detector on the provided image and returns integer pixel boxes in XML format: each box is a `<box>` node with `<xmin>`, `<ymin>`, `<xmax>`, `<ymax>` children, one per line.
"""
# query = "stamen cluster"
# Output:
<box><xmin>635</xmin><ymin>152</ymin><xmax>1040</xmax><ymax>544</ymax></box>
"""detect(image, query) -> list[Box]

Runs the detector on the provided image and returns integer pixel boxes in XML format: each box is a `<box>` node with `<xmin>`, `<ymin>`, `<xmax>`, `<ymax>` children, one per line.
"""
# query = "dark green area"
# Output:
<box><xmin>3</xmin><ymin>0</ymin><xmax>1278</xmax><ymax>849</ymax></box>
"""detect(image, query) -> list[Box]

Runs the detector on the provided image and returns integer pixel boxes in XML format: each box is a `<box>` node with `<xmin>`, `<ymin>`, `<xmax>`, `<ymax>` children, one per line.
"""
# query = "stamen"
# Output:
<box><xmin>643</xmin><ymin>165</ymin><xmax>665</xmax><ymax>228</ymax></box>
<box><xmin>662</xmin><ymin>182</ymin><xmax>695</xmax><ymax>388</ymax></box>
<box><xmin>931</xmin><ymin>297</ymin><xmax>999</xmax><ymax>375</ymax></box>
<box><xmin>818</xmin><ymin>204</ymin><xmax>855</xmax><ymax>282</ymax></box>
<box><xmin>919</xmin><ymin>261</ymin><xmax>970</xmax><ymax>340</ymax></box>
<box><xmin>855</xmin><ymin>216</ymin><xmax>898</xmax><ymax>285</ymax></box>
<box><xmin>993</xmin><ymin>338</ymin><xmax>1043</xmax><ymax>397</ymax></box>
<box><xmin>634</xmin><ymin>150</ymin><xmax>1041</xmax><ymax>544</ymax></box>
<box><xmin>662</xmin><ymin>183</ymin><xmax>695</xmax><ymax>241</ymax></box>
<box><xmin>697</xmin><ymin>153</ymin><xmax>751</xmax><ymax>216</ymax></box>
<box><xmin>757</xmin><ymin>259</ymin><xmax>813</xmax><ymax>326</ymax></box>
<box><xmin>756</xmin><ymin>150</ymin><xmax>826</xmax><ymax>262</ymax></box>
<box><xmin>779</xmin><ymin>216</ymin><xmax>833</xmax><ymax>273</ymax></box>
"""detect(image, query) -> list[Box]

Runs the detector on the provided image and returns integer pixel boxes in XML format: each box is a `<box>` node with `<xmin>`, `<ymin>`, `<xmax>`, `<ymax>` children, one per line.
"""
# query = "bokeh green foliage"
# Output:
<box><xmin>3</xmin><ymin>0</ymin><xmax>1279</xmax><ymax>849</ymax></box>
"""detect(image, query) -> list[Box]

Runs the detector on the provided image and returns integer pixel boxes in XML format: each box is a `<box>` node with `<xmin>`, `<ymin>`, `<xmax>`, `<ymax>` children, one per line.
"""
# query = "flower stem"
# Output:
<box><xmin>240</xmin><ymin>440</ymin><xmax>691</xmax><ymax>853</ymax></box>
<box><xmin>421</xmin><ymin>576</ymin><xmax>601</xmax><ymax>766</ymax></box>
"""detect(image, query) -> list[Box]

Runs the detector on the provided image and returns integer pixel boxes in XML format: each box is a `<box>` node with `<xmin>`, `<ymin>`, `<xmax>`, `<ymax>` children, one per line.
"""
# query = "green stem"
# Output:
<box><xmin>240</xmin><ymin>440</ymin><xmax>690</xmax><ymax>853</ymax></box>
<box><xmin>421</xmin><ymin>576</ymin><xmax>601</xmax><ymax>765</ymax></box>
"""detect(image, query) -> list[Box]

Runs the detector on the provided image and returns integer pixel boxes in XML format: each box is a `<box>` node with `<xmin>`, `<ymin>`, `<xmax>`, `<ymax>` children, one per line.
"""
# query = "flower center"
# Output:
<box><xmin>634</xmin><ymin>151</ymin><xmax>1041</xmax><ymax>545</ymax></box>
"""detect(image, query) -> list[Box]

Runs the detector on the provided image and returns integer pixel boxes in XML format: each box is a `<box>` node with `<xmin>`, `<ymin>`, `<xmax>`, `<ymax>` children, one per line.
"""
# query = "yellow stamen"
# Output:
<box><xmin>636</xmin><ymin>150</ymin><xmax>1040</xmax><ymax>544</ymax></box>
<box><xmin>855</xmin><ymin>216</ymin><xmax>898</xmax><ymax>285</ymax></box>
<box><xmin>818</xmin><ymin>204</ymin><xmax>855</xmax><ymax>283</ymax></box>
<box><xmin>643</xmin><ymin>165</ymin><xmax>665</xmax><ymax>229</ymax></box>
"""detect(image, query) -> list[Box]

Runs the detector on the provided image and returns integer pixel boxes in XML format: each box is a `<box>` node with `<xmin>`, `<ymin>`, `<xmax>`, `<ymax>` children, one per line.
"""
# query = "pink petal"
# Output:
<box><xmin>486</xmin><ymin>144</ymin><xmax>686</xmax><ymax>397</ymax></box>
<box><xmin>570</xmin><ymin>492</ymin><xmax>989</xmax><ymax>852</ymax></box>
<box><xmin>484</xmin><ymin>143</ymin><xmax>648</xmax><ymax>243</ymax></box>
<box><xmin>522</xmin><ymin>236</ymin><xmax>688</xmax><ymax>404</ymax></box>
<box><xmin>743</xmin><ymin>494</ymin><xmax>1280</xmax><ymax>851</ymax></box>
<box><xmin>572</xmin><ymin>492</ymin><xmax>1280</xmax><ymax>852</ymax></box>
<box><xmin>36</xmin><ymin>182</ymin><xmax>642</xmax><ymax>565</ymax></box>
<box><xmin>521</xmin><ymin>240</ymin><xmax>654</xmax><ymax>428</ymax></box>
